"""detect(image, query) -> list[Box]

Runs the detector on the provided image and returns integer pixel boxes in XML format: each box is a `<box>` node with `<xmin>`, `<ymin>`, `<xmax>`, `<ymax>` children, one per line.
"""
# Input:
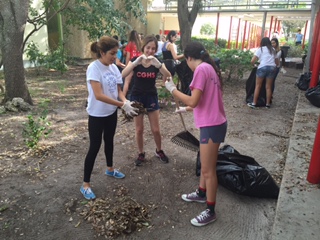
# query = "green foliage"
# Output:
<box><xmin>191</xmin><ymin>37</ymin><xmax>226</xmax><ymax>50</ymax></box>
<box><xmin>158</xmin><ymin>86</ymin><xmax>171</xmax><ymax>100</ymax></box>
<box><xmin>282</xmin><ymin>20</ymin><xmax>305</xmax><ymax>36</ymax></box>
<box><xmin>45</xmin><ymin>44</ymin><xmax>68</xmax><ymax>74</ymax></box>
<box><xmin>216</xmin><ymin>49</ymin><xmax>254</xmax><ymax>81</ymax></box>
<box><xmin>200</xmin><ymin>23</ymin><xmax>215</xmax><ymax>36</ymax></box>
<box><xmin>22</xmin><ymin>110</ymin><xmax>52</xmax><ymax>149</ymax></box>
<box><xmin>286</xmin><ymin>44</ymin><xmax>306</xmax><ymax>57</ymax></box>
<box><xmin>64</xmin><ymin>0</ymin><xmax>146</xmax><ymax>40</ymax></box>
<box><xmin>25</xmin><ymin>41</ymin><xmax>68</xmax><ymax>74</ymax></box>
<box><xmin>25</xmin><ymin>41</ymin><xmax>46</xmax><ymax>74</ymax></box>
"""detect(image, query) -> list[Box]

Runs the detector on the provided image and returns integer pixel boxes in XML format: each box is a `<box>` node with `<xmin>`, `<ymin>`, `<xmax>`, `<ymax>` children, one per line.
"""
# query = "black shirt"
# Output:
<box><xmin>131</xmin><ymin>57</ymin><xmax>160</xmax><ymax>96</ymax></box>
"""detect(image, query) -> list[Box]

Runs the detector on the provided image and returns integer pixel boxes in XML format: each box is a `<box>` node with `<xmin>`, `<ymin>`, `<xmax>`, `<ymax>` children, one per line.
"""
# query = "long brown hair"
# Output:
<box><xmin>128</xmin><ymin>30</ymin><xmax>141</xmax><ymax>52</ymax></box>
<box><xmin>184</xmin><ymin>41</ymin><xmax>222</xmax><ymax>82</ymax></box>
<box><xmin>141</xmin><ymin>35</ymin><xmax>158</xmax><ymax>53</ymax></box>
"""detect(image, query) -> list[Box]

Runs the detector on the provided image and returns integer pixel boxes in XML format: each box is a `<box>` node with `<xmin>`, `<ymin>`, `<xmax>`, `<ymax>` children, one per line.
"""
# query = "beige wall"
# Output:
<box><xmin>24</xmin><ymin>0</ymin><xmax>49</xmax><ymax>60</ymax></box>
<box><xmin>63</xmin><ymin>25</ymin><xmax>92</xmax><ymax>59</ymax></box>
<box><xmin>146</xmin><ymin>13</ymin><xmax>163</xmax><ymax>35</ymax></box>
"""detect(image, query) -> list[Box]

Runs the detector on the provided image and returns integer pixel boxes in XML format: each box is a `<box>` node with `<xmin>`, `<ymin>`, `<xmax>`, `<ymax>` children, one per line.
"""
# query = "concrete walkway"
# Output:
<box><xmin>271</xmin><ymin>91</ymin><xmax>320</xmax><ymax>240</ymax></box>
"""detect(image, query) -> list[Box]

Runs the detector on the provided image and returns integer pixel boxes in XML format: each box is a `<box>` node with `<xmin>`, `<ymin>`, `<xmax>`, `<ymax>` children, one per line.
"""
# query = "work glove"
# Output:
<box><xmin>132</xmin><ymin>55</ymin><xmax>147</xmax><ymax>67</ymax></box>
<box><xmin>147</xmin><ymin>56</ymin><xmax>162</xmax><ymax>69</ymax></box>
<box><xmin>165</xmin><ymin>77</ymin><xmax>177</xmax><ymax>94</ymax></box>
<box><xmin>175</xmin><ymin>107</ymin><xmax>187</xmax><ymax>113</ymax></box>
<box><xmin>121</xmin><ymin>100</ymin><xmax>139</xmax><ymax>117</ymax></box>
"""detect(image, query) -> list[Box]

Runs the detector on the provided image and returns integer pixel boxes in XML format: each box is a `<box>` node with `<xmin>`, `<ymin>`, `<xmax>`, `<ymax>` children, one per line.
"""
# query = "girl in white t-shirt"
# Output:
<box><xmin>248</xmin><ymin>37</ymin><xmax>279</xmax><ymax>108</ymax></box>
<box><xmin>271</xmin><ymin>38</ymin><xmax>286</xmax><ymax>94</ymax></box>
<box><xmin>80</xmin><ymin>36</ymin><xmax>138</xmax><ymax>200</ymax></box>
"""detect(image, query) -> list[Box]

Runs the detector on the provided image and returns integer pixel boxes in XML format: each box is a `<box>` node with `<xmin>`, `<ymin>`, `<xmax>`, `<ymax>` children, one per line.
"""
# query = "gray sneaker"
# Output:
<box><xmin>181</xmin><ymin>190</ymin><xmax>206</xmax><ymax>203</ymax></box>
<box><xmin>191</xmin><ymin>209</ymin><xmax>216</xmax><ymax>227</ymax></box>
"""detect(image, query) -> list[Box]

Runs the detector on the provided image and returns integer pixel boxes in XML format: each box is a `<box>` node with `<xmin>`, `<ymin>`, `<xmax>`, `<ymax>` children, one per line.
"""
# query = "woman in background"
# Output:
<box><xmin>271</xmin><ymin>38</ymin><xmax>286</xmax><ymax>94</ymax></box>
<box><xmin>162</xmin><ymin>30</ymin><xmax>184</xmax><ymax>76</ymax></box>
<box><xmin>123</xmin><ymin>30</ymin><xmax>142</xmax><ymax>97</ymax></box>
<box><xmin>248</xmin><ymin>37</ymin><xmax>278</xmax><ymax>109</ymax></box>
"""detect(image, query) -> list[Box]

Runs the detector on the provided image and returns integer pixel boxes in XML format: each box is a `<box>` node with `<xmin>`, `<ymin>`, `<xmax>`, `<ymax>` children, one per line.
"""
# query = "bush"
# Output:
<box><xmin>192</xmin><ymin>37</ymin><xmax>227</xmax><ymax>49</ymax></box>
<box><xmin>25</xmin><ymin>41</ymin><xmax>68</xmax><ymax>74</ymax></box>
<box><xmin>216</xmin><ymin>49</ymin><xmax>254</xmax><ymax>81</ymax></box>
<box><xmin>286</xmin><ymin>44</ymin><xmax>306</xmax><ymax>57</ymax></box>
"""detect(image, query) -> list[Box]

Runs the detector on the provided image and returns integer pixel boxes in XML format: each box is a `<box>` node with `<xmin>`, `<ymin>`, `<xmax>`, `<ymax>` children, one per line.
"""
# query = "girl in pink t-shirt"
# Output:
<box><xmin>165</xmin><ymin>41</ymin><xmax>227</xmax><ymax>227</ymax></box>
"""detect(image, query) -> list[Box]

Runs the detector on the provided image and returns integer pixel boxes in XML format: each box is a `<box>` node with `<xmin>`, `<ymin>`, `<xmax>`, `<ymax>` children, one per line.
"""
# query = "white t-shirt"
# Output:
<box><xmin>275</xmin><ymin>50</ymin><xmax>282</xmax><ymax>68</ymax></box>
<box><xmin>86</xmin><ymin>60</ymin><xmax>122</xmax><ymax>117</ymax></box>
<box><xmin>156</xmin><ymin>41</ymin><xmax>163</xmax><ymax>56</ymax></box>
<box><xmin>255</xmin><ymin>46</ymin><xmax>276</xmax><ymax>69</ymax></box>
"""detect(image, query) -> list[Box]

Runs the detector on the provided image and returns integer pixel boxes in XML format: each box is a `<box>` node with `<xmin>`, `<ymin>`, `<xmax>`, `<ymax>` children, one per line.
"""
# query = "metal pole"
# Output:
<box><xmin>268</xmin><ymin>16</ymin><xmax>274</xmax><ymax>38</ymax></box>
<box><xmin>302</xmin><ymin>20</ymin><xmax>309</xmax><ymax>50</ymax></box>
<box><xmin>242</xmin><ymin>20</ymin><xmax>247</xmax><ymax>50</ymax></box>
<box><xmin>215</xmin><ymin>12</ymin><xmax>220</xmax><ymax>45</ymax></box>
<box><xmin>305</xmin><ymin>0</ymin><xmax>318</xmax><ymax>71</ymax></box>
<box><xmin>307</xmin><ymin>116</ymin><xmax>320</xmax><ymax>184</ymax></box>
<box><xmin>273</xmin><ymin>18</ymin><xmax>278</xmax><ymax>33</ymax></box>
<box><xmin>261</xmin><ymin>11</ymin><xmax>267</xmax><ymax>37</ymax></box>
<box><xmin>236</xmin><ymin>18</ymin><xmax>241</xmax><ymax>49</ymax></box>
<box><xmin>227</xmin><ymin>16</ymin><xmax>233</xmax><ymax>49</ymax></box>
<box><xmin>248</xmin><ymin>22</ymin><xmax>252</xmax><ymax>49</ymax></box>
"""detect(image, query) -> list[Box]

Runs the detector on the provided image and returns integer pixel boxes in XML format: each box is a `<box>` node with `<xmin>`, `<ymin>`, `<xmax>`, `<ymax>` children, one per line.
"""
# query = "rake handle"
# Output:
<box><xmin>174</xmin><ymin>97</ymin><xmax>187</xmax><ymax>131</ymax></box>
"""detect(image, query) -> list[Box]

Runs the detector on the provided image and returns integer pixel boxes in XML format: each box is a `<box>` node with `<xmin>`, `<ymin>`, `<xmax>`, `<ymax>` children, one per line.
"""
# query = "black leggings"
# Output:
<box><xmin>83</xmin><ymin>110</ymin><xmax>117</xmax><ymax>183</ymax></box>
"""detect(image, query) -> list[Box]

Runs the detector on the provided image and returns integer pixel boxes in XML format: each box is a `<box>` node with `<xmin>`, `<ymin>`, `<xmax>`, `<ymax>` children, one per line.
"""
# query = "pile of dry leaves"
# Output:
<box><xmin>65</xmin><ymin>185</ymin><xmax>153</xmax><ymax>239</ymax></box>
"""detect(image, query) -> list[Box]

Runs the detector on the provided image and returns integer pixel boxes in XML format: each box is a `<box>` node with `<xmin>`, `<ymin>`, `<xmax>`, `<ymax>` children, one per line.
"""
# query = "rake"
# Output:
<box><xmin>171</xmin><ymin>99</ymin><xmax>200</xmax><ymax>152</ymax></box>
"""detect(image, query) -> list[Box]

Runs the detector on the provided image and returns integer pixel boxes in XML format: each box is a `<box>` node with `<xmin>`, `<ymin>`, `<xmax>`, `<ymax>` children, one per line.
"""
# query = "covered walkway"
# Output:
<box><xmin>148</xmin><ymin>0</ymin><xmax>312</xmax><ymax>49</ymax></box>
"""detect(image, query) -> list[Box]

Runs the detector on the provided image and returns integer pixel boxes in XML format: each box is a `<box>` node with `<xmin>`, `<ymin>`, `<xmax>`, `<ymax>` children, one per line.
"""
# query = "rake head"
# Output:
<box><xmin>171</xmin><ymin>130</ymin><xmax>199</xmax><ymax>152</ymax></box>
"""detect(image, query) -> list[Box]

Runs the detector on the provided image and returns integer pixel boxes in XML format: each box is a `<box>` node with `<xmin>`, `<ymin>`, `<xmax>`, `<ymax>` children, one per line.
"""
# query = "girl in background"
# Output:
<box><xmin>271</xmin><ymin>38</ymin><xmax>286</xmax><ymax>94</ymax></box>
<box><xmin>162</xmin><ymin>30</ymin><xmax>184</xmax><ymax>76</ymax></box>
<box><xmin>248</xmin><ymin>37</ymin><xmax>279</xmax><ymax>109</ymax></box>
<box><xmin>165</xmin><ymin>41</ymin><xmax>227</xmax><ymax>227</ymax></box>
<box><xmin>123</xmin><ymin>30</ymin><xmax>142</xmax><ymax>97</ymax></box>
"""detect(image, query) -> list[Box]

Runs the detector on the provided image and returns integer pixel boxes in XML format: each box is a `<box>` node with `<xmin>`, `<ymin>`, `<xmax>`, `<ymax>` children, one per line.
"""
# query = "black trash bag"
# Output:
<box><xmin>245</xmin><ymin>67</ymin><xmax>267</xmax><ymax>107</ymax></box>
<box><xmin>216</xmin><ymin>152</ymin><xmax>279</xmax><ymax>199</ymax></box>
<box><xmin>195</xmin><ymin>145</ymin><xmax>279</xmax><ymax>199</ymax></box>
<box><xmin>296</xmin><ymin>72</ymin><xmax>311</xmax><ymax>91</ymax></box>
<box><xmin>196</xmin><ymin>144</ymin><xmax>239</xmax><ymax>176</ymax></box>
<box><xmin>163</xmin><ymin>59</ymin><xmax>176</xmax><ymax>77</ymax></box>
<box><xmin>305</xmin><ymin>84</ymin><xmax>320</xmax><ymax>108</ymax></box>
<box><xmin>176</xmin><ymin>60</ymin><xmax>193</xmax><ymax>95</ymax></box>
<box><xmin>218</xmin><ymin>144</ymin><xmax>240</xmax><ymax>154</ymax></box>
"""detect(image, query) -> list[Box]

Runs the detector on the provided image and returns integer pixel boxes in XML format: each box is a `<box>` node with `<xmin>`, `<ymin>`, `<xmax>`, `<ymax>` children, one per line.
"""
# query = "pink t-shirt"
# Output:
<box><xmin>189</xmin><ymin>62</ymin><xmax>227</xmax><ymax>128</ymax></box>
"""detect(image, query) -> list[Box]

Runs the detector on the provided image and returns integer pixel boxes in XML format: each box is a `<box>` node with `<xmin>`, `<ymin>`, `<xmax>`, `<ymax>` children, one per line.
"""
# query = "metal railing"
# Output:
<box><xmin>155</xmin><ymin>0</ymin><xmax>312</xmax><ymax>11</ymax></box>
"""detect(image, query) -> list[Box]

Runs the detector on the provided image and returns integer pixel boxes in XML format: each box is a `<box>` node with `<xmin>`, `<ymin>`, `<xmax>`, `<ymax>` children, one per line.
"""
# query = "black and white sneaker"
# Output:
<box><xmin>155</xmin><ymin>149</ymin><xmax>169</xmax><ymax>163</ymax></box>
<box><xmin>247</xmin><ymin>102</ymin><xmax>256</xmax><ymax>109</ymax></box>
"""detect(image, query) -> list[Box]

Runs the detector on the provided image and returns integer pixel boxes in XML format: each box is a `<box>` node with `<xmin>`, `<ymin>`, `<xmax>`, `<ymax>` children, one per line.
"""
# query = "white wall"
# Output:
<box><xmin>23</xmin><ymin>0</ymin><xmax>49</xmax><ymax>64</ymax></box>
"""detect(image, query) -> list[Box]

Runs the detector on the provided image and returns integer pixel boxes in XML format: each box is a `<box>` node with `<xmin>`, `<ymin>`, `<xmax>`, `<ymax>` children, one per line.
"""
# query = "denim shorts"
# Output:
<box><xmin>256</xmin><ymin>66</ymin><xmax>276</xmax><ymax>79</ymax></box>
<box><xmin>200</xmin><ymin>122</ymin><xmax>227</xmax><ymax>144</ymax></box>
<box><xmin>130</xmin><ymin>94</ymin><xmax>159</xmax><ymax>112</ymax></box>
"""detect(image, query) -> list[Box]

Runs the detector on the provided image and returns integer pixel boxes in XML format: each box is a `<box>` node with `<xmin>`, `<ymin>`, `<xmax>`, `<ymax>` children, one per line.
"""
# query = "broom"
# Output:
<box><xmin>171</xmin><ymin>98</ymin><xmax>200</xmax><ymax>152</ymax></box>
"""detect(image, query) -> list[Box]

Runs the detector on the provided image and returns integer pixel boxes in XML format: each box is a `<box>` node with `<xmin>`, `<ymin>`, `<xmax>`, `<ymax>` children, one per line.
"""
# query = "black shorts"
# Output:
<box><xmin>130</xmin><ymin>94</ymin><xmax>159</xmax><ymax>112</ymax></box>
<box><xmin>200</xmin><ymin>122</ymin><xmax>227</xmax><ymax>144</ymax></box>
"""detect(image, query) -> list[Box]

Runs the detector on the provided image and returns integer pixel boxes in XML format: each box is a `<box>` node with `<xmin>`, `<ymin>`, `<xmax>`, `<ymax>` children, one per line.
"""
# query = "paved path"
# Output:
<box><xmin>271</xmin><ymin>91</ymin><xmax>320</xmax><ymax>240</ymax></box>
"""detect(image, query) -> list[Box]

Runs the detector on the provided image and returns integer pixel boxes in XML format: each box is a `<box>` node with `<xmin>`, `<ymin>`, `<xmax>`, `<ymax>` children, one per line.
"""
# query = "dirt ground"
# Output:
<box><xmin>0</xmin><ymin>65</ymin><xmax>301</xmax><ymax>240</ymax></box>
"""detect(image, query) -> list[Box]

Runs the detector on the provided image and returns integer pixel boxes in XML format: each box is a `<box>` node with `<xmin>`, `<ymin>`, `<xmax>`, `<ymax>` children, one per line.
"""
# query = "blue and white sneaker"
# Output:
<box><xmin>105</xmin><ymin>169</ymin><xmax>125</xmax><ymax>179</ymax></box>
<box><xmin>80</xmin><ymin>186</ymin><xmax>96</xmax><ymax>200</ymax></box>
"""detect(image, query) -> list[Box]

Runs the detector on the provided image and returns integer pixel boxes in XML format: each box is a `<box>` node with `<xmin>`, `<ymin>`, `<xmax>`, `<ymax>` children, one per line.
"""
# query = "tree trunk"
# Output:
<box><xmin>0</xmin><ymin>0</ymin><xmax>33</xmax><ymax>105</ymax></box>
<box><xmin>177</xmin><ymin>0</ymin><xmax>201</xmax><ymax>50</ymax></box>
